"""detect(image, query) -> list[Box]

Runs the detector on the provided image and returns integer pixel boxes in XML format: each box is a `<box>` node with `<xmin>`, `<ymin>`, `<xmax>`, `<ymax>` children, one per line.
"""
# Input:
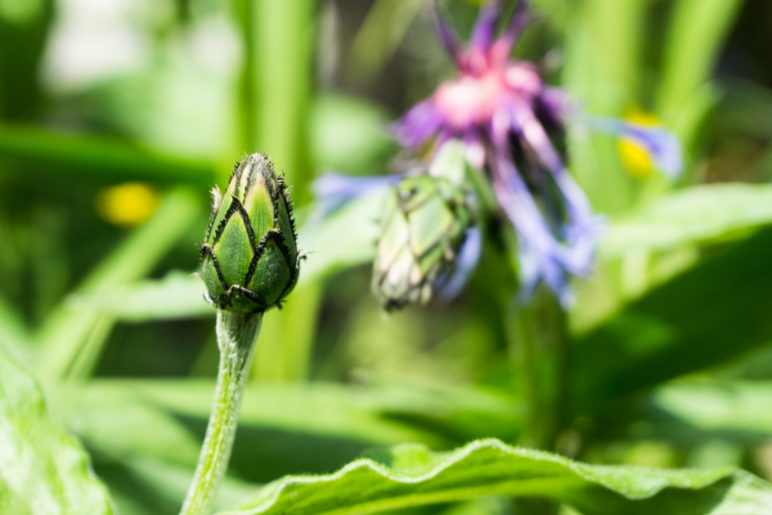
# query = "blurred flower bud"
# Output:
<box><xmin>372</xmin><ymin>143</ymin><xmax>477</xmax><ymax>311</ymax></box>
<box><xmin>200</xmin><ymin>153</ymin><xmax>300</xmax><ymax>313</ymax></box>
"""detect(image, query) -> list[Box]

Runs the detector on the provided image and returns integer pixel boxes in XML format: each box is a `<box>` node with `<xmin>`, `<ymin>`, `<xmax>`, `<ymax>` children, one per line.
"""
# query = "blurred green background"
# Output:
<box><xmin>1</xmin><ymin>0</ymin><xmax>772</xmax><ymax>513</ymax></box>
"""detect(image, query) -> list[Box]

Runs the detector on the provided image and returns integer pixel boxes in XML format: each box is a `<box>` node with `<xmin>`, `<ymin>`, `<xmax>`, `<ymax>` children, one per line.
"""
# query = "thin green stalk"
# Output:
<box><xmin>37</xmin><ymin>188</ymin><xmax>199</xmax><ymax>381</ymax></box>
<box><xmin>181</xmin><ymin>310</ymin><xmax>263</xmax><ymax>515</ymax></box>
<box><xmin>347</xmin><ymin>0</ymin><xmax>421</xmax><ymax>84</ymax></box>
<box><xmin>656</xmin><ymin>0</ymin><xmax>743</xmax><ymax>124</ymax></box>
<box><xmin>509</xmin><ymin>289</ymin><xmax>569</xmax><ymax>451</ymax></box>
<box><xmin>0</xmin><ymin>123</ymin><xmax>215</xmax><ymax>185</ymax></box>
<box><xmin>509</xmin><ymin>291</ymin><xmax>568</xmax><ymax>515</ymax></box>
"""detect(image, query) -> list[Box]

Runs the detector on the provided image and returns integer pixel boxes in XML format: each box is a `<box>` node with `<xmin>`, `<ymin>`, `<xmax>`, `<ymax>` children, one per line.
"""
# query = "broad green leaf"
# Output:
<box><xmin>575</xmin><ymin>183</ymin><xmax>772</xmax><ymax>333</ymax></box>
<box><xmin>0</xmin><ymin>344</ymin><xmax>114</xmax><ymax>514</ymax></box>
<box><xmin>219</xmin><ymin>439</ymin><xmax>772</xmax><ymax>515</ymax></box>
<box><xmin>600</xmin><ymin>183</ymin><xmax>772</xmax><ymax>256</ymax></box>
<box><xmin>573</xmin><ymin>228</ymin><xmax>772</xmax><ymax>416</ymax></box>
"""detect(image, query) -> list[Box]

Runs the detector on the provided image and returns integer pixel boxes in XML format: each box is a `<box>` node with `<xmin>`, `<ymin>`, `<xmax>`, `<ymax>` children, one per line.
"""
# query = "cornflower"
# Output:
<box><xmin>315</xmin><ymin>0</ymin><xmax>682</xmax><ymax>307</ymax></box>
<box><xmin>394</xmin><ymin>0</ymin><xmax>680</xmax><ymax>303</ymax></box>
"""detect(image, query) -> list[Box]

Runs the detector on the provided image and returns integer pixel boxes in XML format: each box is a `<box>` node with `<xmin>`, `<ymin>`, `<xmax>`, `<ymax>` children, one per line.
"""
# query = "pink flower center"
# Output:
<box><xmin>432</xmin><ymin>61</ymin><xmax>542</xmax><ymax>130</ymax></box>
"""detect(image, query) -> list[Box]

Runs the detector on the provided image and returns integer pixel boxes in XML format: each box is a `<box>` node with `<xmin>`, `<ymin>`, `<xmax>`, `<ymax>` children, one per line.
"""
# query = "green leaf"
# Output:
<box><xmin>347</xmin><ymin>0</ymin><xmax>422</xmax><ymax>83</ymax></box>
<box><xmin>98</xmin><ymin>456</ymin><xmax>255</xmax><ymax>515</ymax></box>
<box><xmin>600</xmin><ymin>183</ymin><xmax>772</xmax><ymax>256</ymax></box>
<box><xmin>237</xmin><ymin>0</ymin><xmax>314</xmax><ymax>202</ymax></box>
<box><xmin>218</xmin><ymin>439</ymin><xmax>772</xmax><ymax>515</ymax></box>
<box><xmin>648</xmin><ymin>380</ymin><xmax>772</xmax><ymax>442</ymax></box>
<box><xmin>69</xmin><ymin>271</ymin><xmax>212</xmax><ymax>322</ymax></box>
<box><xmin>573</xmin><ymin>228</ymin><xmax>772</xmax><ymax>415</ymax></box>
<box><xmin>562</xmin><ymin>0</ymin><xmax>641</xmax><ymax>213</ymax></box>
<box><xmin>298</xmin><ymin>187</ymin><xmax>385</xmax><ymax>283</ymax></box>
<box><xmin>657</xmin><ymin>0</ymin><xmax>743</xmax><ymax>126</ymax></box>
<box><xmin>0</xmin><ymin>344</ymin><xmax>114</xmax><ymax>514</ymax></box>
<box><xmin>62</xmin><ymin>380</ymin><xmax>518</xmax><ymax>457</ymax></box>
<box><xmin>309</xmin><ymin>94</ymin><xmax>397</xmax><ymax>175</ymax></box>
<box><xmin>0</xmin><ymin>123</ymin><xmax>215</xmax><ymax>185</ymax></box>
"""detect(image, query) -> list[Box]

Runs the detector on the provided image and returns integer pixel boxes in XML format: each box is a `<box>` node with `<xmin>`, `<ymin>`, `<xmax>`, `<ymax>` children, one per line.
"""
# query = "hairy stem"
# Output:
<box><xmin>180</xmin><ymin>310</ymin><xmax>262</xmax><ymax>515</ymax></box>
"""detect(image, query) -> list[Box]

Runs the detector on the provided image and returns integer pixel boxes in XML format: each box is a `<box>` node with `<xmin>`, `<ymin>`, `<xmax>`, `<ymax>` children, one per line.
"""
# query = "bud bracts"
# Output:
<box><xmin>372</xmin><ymin>144</ymin><xmax>476</xmax><ymax>310</ymax></box>
<box><xmin>200</xmin><ymin>153</ymin><xmax>300</xmax><ymax>313</ymax></box>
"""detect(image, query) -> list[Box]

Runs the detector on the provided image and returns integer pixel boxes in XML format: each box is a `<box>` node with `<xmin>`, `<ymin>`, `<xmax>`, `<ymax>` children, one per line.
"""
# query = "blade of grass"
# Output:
<box><xmin>346</xmin><ymin>0</ymin><xmax>422</xmax><ymax>84</ymax></box>
<box><xmin>36</xmin><ymin>188</ymin><xmax>201</xmax><ymax>381</ymax></box>
<box><xmin>235</xmin><ymin>0</ymin><xmax>315</xmax><ymax>201</ymax></box>
<box><xmin>656</xmin><ymin>0</ymin><xmax>743</xmax><ymax>127</ymax></box>
<box><xmin>562</xmin><ymin>0</ymin><xmax>646</xmax><ymax>213</ymax></box>
<box><xmin>0</xmin><ymin>124</ymin><xmax>216</xmax><ymax>185</ymax></box>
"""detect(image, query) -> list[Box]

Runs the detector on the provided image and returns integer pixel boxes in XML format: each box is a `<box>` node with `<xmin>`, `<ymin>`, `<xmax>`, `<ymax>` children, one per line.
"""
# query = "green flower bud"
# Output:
<box><xmin>200</xmin><ymin>153</ymin><xmax>300</xmax><ymax>313</ymax></box>
<box><xmin>372</xmin><ymin>142</ymin><xmax>476</xmax><ymax>311</ymax></box>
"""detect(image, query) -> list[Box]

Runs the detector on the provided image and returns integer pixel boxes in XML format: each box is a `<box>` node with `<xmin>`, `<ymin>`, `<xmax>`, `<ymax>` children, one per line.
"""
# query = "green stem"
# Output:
<box><xmin>509</xmin><ymin>289</ymin><xmax>569</xmax><ymax>451</ymax></box>
<box><xmin>180</xmin><ymin>310</ymin><xmax>263</xmax><ymax>515</ymax></box>
<box><xmin>509</xmin><ymin>291</ymin><xmax>568</xmax><ymax>515</ymax></box>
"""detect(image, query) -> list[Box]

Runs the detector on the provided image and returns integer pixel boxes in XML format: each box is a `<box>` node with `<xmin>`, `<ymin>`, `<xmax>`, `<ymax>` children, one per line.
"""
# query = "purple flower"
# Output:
<box><xmin>434</xmin><ymin>226</ymin><xmax>483</xmax><ymax>301</ymax></box>
<box><xmin>312</xmin><ymin>0</ymin><xmax>683</xmax><ymax>307</ymax></box>
<box><xmin>396</xmin><ymin>0</ymin><xmax>605</xmax><ymax>303</ymax></box>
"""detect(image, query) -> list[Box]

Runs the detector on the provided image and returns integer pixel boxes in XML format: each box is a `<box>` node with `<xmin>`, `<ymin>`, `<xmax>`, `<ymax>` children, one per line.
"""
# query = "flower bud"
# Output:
<box><xmin>200</xmin><ymin>153</ymin><xmax>300</xmax><ymax>313</ymax></box>
<box><xmin>372</xmin><ymin>170</ymin><xmax>476</xmax><ymax>311</ymax></box>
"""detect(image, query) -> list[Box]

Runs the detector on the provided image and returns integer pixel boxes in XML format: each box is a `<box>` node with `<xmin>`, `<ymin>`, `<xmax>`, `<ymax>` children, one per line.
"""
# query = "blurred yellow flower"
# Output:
<box><xmin>96</xmin><ymin>182</ymin><xmax>159</xmax><ymax>227</ymax></box>
<box><xmin>618</xmin><ymin>109</ymin><xmax>663</xmax><ymax>179</ymax></box>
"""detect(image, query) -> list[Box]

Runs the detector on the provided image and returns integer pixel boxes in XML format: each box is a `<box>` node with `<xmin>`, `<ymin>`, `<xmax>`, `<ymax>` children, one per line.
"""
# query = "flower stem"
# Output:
<box><xmin>509</xmin><ymin>288</ymin><xmax>569</xmax><ymax>451</ymax></box>
<box><xmin>509</xmin><ymin>290</ymin><xmax>568</xmax><ymax>515</ymax></box>
<box><xmin>180</xmin><ymin>310</ymin><xmax>263</xmax><ymax>515</ymax></box>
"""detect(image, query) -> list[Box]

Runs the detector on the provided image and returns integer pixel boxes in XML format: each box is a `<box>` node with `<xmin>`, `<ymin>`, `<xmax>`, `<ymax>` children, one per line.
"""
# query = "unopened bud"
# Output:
<box><xmin>200</xmin><ymin>153</ymin><xmax>300</xmax><ymax>313</ymax></box>
<box><xmin>372</xmin><ymin>142</ymin><xmax>476</xmax><ymax>310</ymax></box>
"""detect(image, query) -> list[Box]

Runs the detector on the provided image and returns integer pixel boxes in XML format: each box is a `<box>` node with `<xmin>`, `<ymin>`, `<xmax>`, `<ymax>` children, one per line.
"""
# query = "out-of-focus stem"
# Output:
<box><xmin>234</xmin><ymin>0</ymin><xmax>319</xmax><ymax>383</ymax></box>
<box><xmin>509</xmin><ymin>289</ymin><xmax>568</xmax><ymax>515</ymax></box>
<box><xmin>509</xmin><ymin>289</ymin><xmax>569</xmax><ymax>451</ymax></box>
<box><xmin>180</xmin><ymin>310</ymin><xmax>262</xmax><ymax>515</ymax></box>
